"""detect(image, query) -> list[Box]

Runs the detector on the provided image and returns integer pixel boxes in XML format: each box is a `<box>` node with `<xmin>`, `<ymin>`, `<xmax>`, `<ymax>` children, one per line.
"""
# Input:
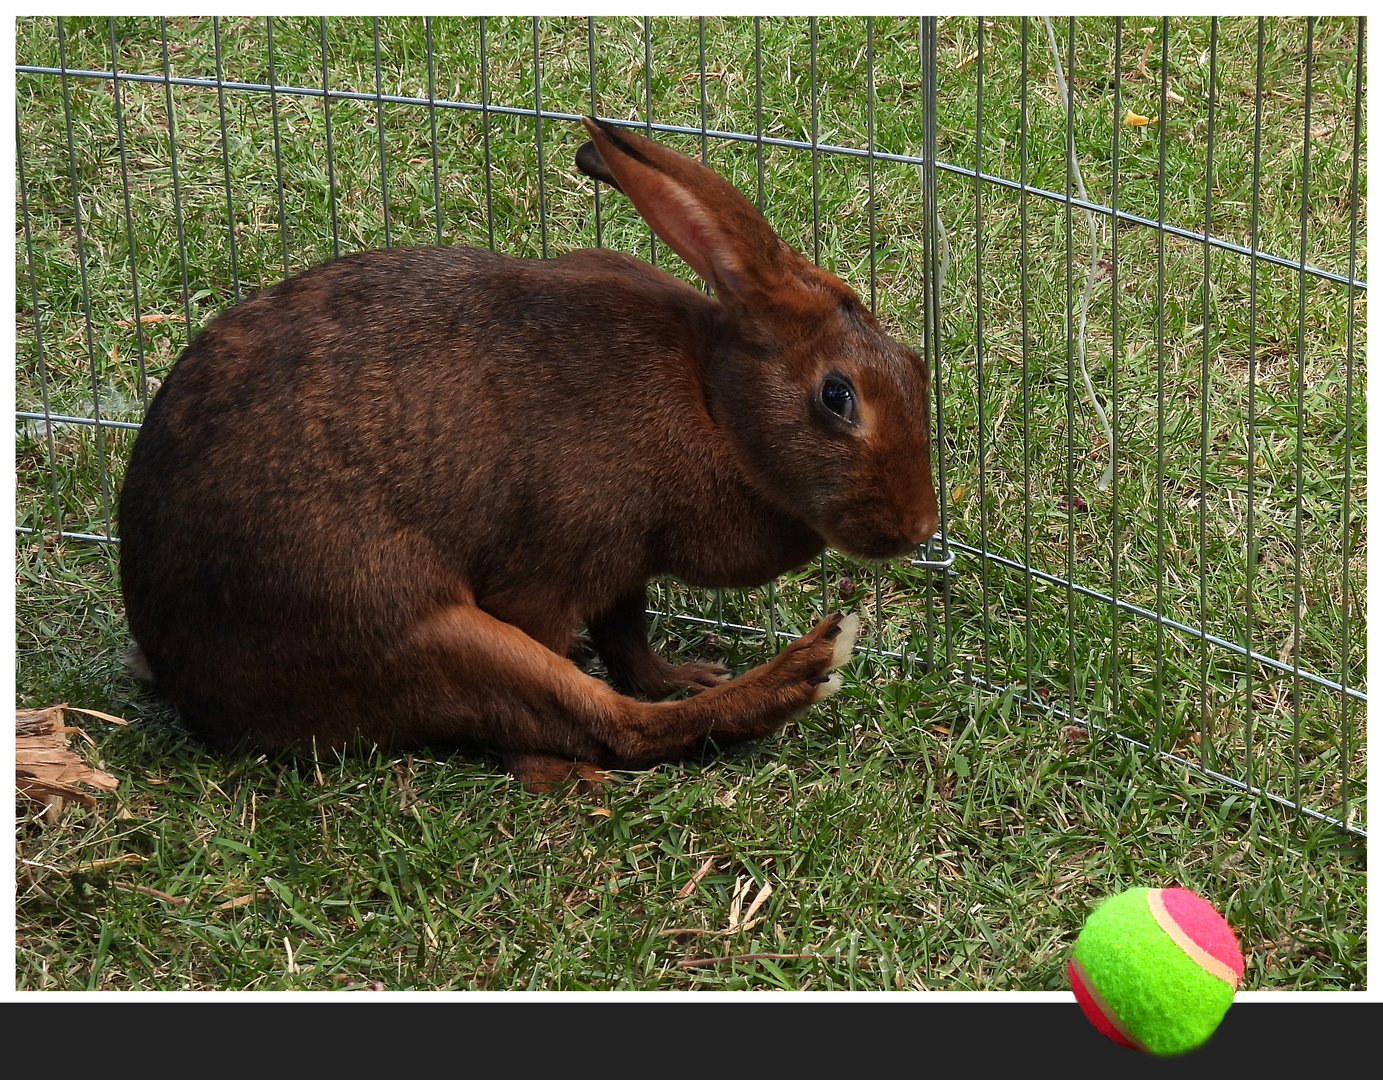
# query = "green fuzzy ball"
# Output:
<box><xmin>1069</xmin><ymin>887</ymin><xmax>1242</xmax><ymax>1056</ymax></box>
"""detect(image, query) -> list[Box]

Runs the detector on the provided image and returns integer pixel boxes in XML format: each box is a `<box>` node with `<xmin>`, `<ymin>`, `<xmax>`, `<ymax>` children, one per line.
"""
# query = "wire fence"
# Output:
<box><xmin>14</xmin><ymin>16</ymin><xmax>1365</xmax><ymax>836</ymax></box>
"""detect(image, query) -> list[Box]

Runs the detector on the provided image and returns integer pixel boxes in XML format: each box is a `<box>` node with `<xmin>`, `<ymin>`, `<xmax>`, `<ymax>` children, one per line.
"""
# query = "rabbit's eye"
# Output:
<box><xmin>819</xmin><ymin>376</ymin><xmax>859</xmax><ymax>426</ymax></box>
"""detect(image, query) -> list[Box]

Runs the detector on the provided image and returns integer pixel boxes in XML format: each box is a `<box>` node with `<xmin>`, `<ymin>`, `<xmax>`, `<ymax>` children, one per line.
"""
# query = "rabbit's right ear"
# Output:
<box><xmin>577</xmin><ymin>116</ymin><xmax>803</xmax><ymax>305</ymax></box>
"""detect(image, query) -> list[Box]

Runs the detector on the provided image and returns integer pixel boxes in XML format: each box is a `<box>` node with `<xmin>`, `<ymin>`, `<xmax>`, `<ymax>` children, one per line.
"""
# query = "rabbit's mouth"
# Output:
<box><xmin>824</xmin><ymin>520</ymin><xmax>934</xmax><ymax>563</ymax></box>
<box><xmin>818</xmin><ymin>483</ymin><xmax>938</xmax><ymax>562</ymax></box>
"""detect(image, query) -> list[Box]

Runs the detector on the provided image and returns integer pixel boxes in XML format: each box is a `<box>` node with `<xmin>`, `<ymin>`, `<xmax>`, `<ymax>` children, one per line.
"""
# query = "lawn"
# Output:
<box><xmin>14</xmin><ymin>15</ymin><xmax>1365</xmax><ymax>992</ymax></box>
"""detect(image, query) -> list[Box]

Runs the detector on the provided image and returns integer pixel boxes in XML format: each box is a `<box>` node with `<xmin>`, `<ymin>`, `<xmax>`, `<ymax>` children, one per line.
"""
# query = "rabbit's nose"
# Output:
<box><xmin>905</xmin><ymin>504</ymin><xmax>939</xmax><ymax>548</ymax></box>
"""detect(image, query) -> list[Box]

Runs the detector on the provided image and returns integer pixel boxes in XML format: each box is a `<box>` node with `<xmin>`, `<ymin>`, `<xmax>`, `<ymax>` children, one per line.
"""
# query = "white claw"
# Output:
<box><xmin>827</xmin><ymin>612</ymin><xmax>861</xmax><ymax>671</ymax></box>
<box><xmin>811</xmin><ymin>671</ymin><xmax>844</xmax><ymax>702</ymax></box>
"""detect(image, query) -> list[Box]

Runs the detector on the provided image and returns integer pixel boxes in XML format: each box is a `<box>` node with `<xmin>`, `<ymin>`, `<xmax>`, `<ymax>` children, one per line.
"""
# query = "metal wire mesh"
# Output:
<box><xmin>14</xmin><ymin>16</ymin><xmax>1365</xmax><ymax>836</ymax></box>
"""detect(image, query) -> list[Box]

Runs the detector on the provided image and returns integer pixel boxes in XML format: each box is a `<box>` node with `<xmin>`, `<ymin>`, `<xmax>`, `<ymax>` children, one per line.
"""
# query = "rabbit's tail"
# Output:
<box><xmin>123</xmin><ymin>644</ymin><xmax>154</xmax><ymax>683</ymax></box>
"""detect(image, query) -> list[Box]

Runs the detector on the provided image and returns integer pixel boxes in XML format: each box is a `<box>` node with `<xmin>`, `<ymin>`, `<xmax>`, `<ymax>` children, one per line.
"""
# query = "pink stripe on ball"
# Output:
<box><xmin>1153</xmin><ymin>888</ymin><xmax>1243</xmax><ymax>986</ymax></box>
<box><xmin>1068</xmin><ymin>957</ymin><xmax>1144</xmax><ymax>1051</ymax></box>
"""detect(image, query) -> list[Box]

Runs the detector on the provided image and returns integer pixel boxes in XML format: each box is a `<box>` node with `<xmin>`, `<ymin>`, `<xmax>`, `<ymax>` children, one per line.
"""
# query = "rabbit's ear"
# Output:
<box><xmin>574</xmin><ymin>140</ymin><xmax>623</xmax><ymax>194</ymax></box>
<box><xmin>579</xmin><ymin>116</ymin><xmax>798</xmax><ymax>303</ymax></box>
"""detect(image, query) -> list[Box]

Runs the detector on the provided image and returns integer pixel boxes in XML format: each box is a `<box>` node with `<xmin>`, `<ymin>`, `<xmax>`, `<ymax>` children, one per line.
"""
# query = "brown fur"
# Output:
<box><xmin>117</xmin><ymin>118</ymin><xmax>938</xmax><ymax>788</ymax></box>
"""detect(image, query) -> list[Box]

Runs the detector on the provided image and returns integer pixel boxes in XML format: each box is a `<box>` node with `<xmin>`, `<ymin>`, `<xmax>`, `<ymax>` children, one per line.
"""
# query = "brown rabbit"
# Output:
<box><xmin>118</xmin><ymin>117</ymin><xmax>938</xmax><ymax>789</ymax></box>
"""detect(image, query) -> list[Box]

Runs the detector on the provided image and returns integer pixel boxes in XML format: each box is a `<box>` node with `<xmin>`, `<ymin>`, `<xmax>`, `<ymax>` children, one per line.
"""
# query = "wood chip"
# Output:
<box><xmin>15</xmin><ymin>705</ymin><xmax>120</xmax><ymax>817</ymax></box>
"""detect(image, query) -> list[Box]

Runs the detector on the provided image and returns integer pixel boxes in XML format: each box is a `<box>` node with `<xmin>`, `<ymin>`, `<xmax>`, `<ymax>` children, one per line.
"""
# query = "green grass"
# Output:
<box><xmin>14</xmin><ymin>537</ymin><xmax>1366</xmax><ymax>991</ymax></box>
<box><xmin>14</xmin><ymin>15</ymin><xmax>1365</xmax><ymax>991</ymax></box>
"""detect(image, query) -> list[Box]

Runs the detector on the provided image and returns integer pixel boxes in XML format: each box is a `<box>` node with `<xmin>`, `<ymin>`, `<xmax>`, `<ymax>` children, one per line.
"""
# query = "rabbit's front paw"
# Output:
<box><xmin>610</xmin><ymin>653</ymin><xmax>729</xmax><ymax>700</ymax></box>
<box><xmin>565</xmin><ymin>634</ymin><xmax>599</xmax><ymax>671</ymax></box>
<box><xmin>663</xmin><ymin>660</ymin><xmax>731</xmax><ymax>694</ymax></box>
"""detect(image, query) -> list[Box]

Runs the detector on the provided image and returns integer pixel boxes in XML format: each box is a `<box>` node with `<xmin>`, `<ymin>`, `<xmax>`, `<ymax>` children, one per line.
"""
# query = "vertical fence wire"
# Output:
<box><xmin>973</xmin><ymin>18</ymin><xmax>992</xmax><ymax>690</ymax></box>
<box><xmin>213</xmin><ymin>17</ymin><xmax>243</xmax><ymax>298</ymax></box>
<box><xmin>697</xmin><ymin>16</ymin><xmax>709</xmax><ymax>165</ymax></box>
<box><xmin>919</xmin><ymin>16</ymin><xmax>952</xmax><ymax>674</ymax></box>
<box><xmin>753</xmin><ymin>19</ymin><xmax>780</xmax><ymax>649</ymax></box>
<box><xmin>266</xmin><ymin>18</ymin><xmax>291</xmax><ymax>274</ymax></box>
<box><xmin>15</xmin><ymin>107</ymin><xmax>61</xmax><ymax>534</ymax></box>
<box><xmin>159</xmin><ymin>18</ymin><xmax>194</xmax><ymax>340</ymax></box>
<box><xmin>55</xmin><ymin>17</ymin><xmax>113</xmax><ymax>540</ymax></box>
<box><xmin>865</xmin><ymin>17</ymin><xmax>877</xmax><ymax>319</ymax></box>
<box><xmin>753</xmin><ymin>18</ymin><xmax>764</xmax><ymax>211</ymax></box>
<box><xmin>319</xmin><ymin>18</ymin><xmax>340</xmax><ymax>260</ymax></box>
<box><xmin>531</xmin><ymin>18</ymin><xmax>548</xmax><ymax>260</ymax></box>
<box><xmin>1199</xmin><ymin>19</ymin><xmax>1218</xmax><ymax>770</ymax></box>
<box><xmin>1108</xmin><ymin>18</ymin><xmax>1122</xmax><ymax>729</ymax></box>
<box><xmin>642</xmin><ymin>16</ymin><xmax>656</xmax><ymax>268</ymax></box>
<box><xmin>586</xmin><ymin>18</ymin><xmax>600</xmax><ymax>247</ymax></box>
<box><xmin>1339</xmin><ymin>18</ymin><xmax>1364</xmax><ymax>829</ymax></box>
<box><xmin>1151</xmin><ymin>18</ymin><xmax>1170</xmax><ymax>751</ymax></box>
<box><xmin>811</xmin><ymin>17</ymin><xmax>829</xmax><ymax>620</ymax></box>
<box><xmin>1290</xmin><ymin>18</ymin><xmax>1315</xmax><ymax>812</ymax></box>
<box><xmin>1061</xmin><ymin>18</ymin><xmax>1079</xmax><ymax>725</ymax></box>
<box><xmin>372</xmin><ymin>19</ymin><xmax>392</xmax><ymax>249</ymax></box>
<box><xmin>108</xmin><ymin>18</ymin><xmax>149</xmax><ymax>413</ymax></box>
<box><xmin>425</xmin><ymin>18</ymin><xmax>443</xmax><ymax>247</ymax></box>
<box><xmin>1018</xmin><ymin>18</ymin><xmax>1033</xmax><ymax>699</ymax></box>
<box><xmin>865</xmin><ymin>18</ymin><xmax>883</xmax><ymax>649</ymax></box>
<box><xmin>1244</xmin><ymin>19</ymin><xmax>1265</xmax><ymax>795</ymax></box>
<box><xmin>480</xmin><ymin>17</ymin><xmax>495</xmax><ymax>251</ymax></box>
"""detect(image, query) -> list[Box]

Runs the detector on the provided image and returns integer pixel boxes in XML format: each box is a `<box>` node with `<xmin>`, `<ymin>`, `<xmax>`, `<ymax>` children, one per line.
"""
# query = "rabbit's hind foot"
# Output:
<box><xmin>805</xmin><ymin>611</ymin><xmax>861</xmax><ymax>702</ymax></box>
<box><xmin>505</xmin><ymin>751</ymin><xmax>610</xmax><ymax>794</ymax></box>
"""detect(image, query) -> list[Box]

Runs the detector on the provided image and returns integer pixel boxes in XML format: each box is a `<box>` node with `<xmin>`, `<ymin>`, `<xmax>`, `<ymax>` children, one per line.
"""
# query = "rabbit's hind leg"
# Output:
<box><xmin>405</xmin><ymin>603</ymin><xmax>857</xmax><ymax>784</ymax></box>
<box><xmin>405</xmin><ymin>601</ymin><xmax>627</xmax><ymax>771</ymax></box>
<box><xmin>588</xmin><ymin>587</ymin><xmax>728</xmax><ymax>699</ymax></box>
<box><xmin>607</xmin><ymin>611</ymin><xmax>860</xmax><ymax>767</ymax></box>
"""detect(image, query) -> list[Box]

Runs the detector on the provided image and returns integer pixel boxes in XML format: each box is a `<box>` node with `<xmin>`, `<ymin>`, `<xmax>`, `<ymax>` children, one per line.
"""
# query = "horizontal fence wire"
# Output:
<box><xmin>13</xmin><ymin>63</ymin><xmax>1367</xmax><ymax>291</ymax></box>
<box><xmin>15</xmin><ymin>16</ymin><xmax>1365</xmax><ymax>836</ymax></box>
<box><xmin>655</xmin><ymin>607</ymin><xmax>1362</xmax><ymax>837</ymax></box>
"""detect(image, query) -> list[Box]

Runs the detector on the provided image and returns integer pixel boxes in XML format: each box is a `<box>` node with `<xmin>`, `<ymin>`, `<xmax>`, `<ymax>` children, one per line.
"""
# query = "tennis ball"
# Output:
<box><xmin>1068</xmin><ymin>886</ymin><xmax>1243</xmax><ymax>1056</ymax></box>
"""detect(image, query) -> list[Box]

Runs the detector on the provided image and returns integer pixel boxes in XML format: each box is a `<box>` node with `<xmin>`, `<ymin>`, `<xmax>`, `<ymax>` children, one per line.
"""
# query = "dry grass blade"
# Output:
<box><xmin>215</xmin><ymin>891</ymin><xmax>269</xmax><ymax>911</ymax></box>
<box><xmin>75</xmin><ymin>854</ymin><xmax>147</xmax><ymax>873</ymax></box>
<box><xmin>65</xmin><ymin>706</ymin><xmax>129</xmax><ymax>726</ymax></box>
<box><xmin>726</xmin><ymin>874</ymin><xmax>752</xmax><ymax>931</ymax></box>
<box><xmin>676</xmin><ymin>855</ymin><xmax>717</xmax><ymax>899</ymax></box>
<box><xmin>742</xmin><ymin>880</ymin><xmax>773</xmax><ymax>925</ymax></box>
<box><xmin>115</xmin><ymin>882</ymin><xmax>189</xmax><ymax>905</ymax></box>
<box><xmin>677</xmin><ymin>952</ymin><xmax>819</xmax><ymax>969</ymax></box>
